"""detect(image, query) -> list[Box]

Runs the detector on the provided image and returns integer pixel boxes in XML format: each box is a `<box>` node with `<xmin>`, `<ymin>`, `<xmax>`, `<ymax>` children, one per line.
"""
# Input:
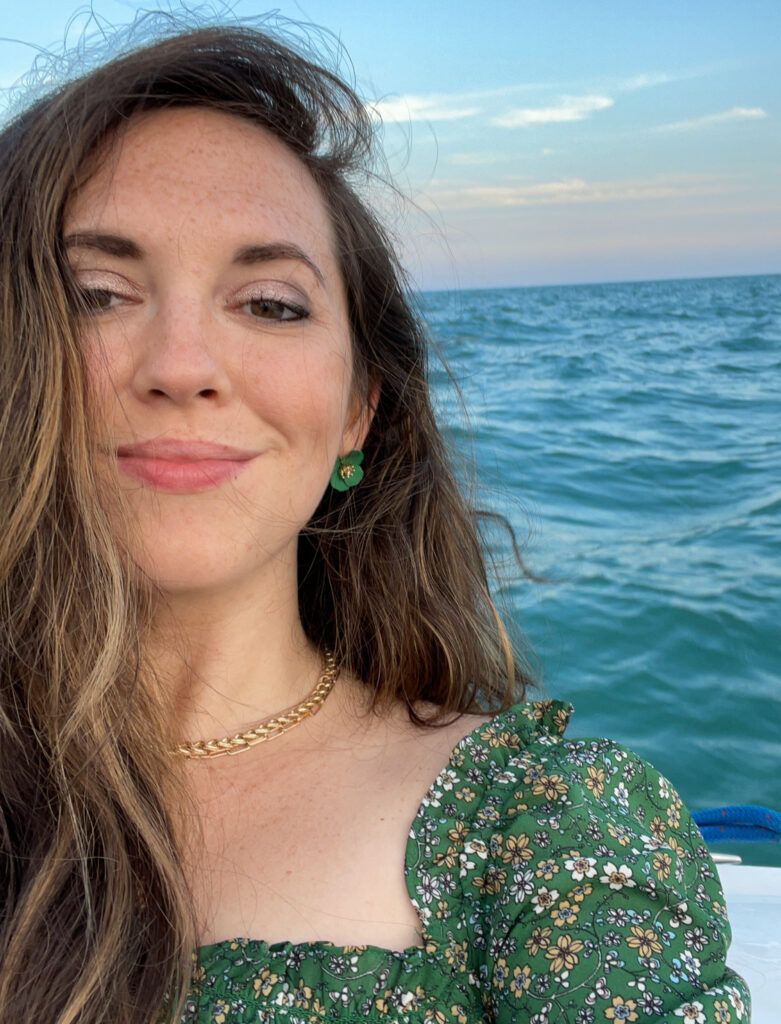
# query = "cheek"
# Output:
<box><xmin>80</xmin><ymin>337</ymin><xmax>123</xmax><ymax>436</ymax></box>
<box><xmin>80</xmin><ymin>321</ymin><xmax>134</xmax><ymax>409</ymax></box>
<box><xmin>240</xmin><ymin>338</ymin><xmax>355</xmax><ymax>452</ymax></box>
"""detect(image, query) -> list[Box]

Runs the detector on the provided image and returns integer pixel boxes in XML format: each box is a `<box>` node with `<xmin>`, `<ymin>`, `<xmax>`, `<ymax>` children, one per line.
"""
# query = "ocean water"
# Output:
<box><xmin>422</xmin><ymin>273</ymin><xmax>781</xmax><ymax>866</ymax></box>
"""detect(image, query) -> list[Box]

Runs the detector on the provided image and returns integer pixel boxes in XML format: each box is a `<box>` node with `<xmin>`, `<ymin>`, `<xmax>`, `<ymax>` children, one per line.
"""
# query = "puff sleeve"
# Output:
<box><xmin>479</xmin><ymin>726</ymin><xmax>751</xmax><ymax>1022</ymax></box>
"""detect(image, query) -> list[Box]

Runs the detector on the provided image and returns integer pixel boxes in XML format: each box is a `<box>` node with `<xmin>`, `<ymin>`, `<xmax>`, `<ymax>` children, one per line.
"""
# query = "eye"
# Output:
<box><xmin>243</xmin><ymin>296</ymin><xmax>309</xmax><ymax>322</ymax></box>
<box><xmin>77</xmin><ymin>287</ymin><xmax>124</xmax><ymax>313</ymax></box>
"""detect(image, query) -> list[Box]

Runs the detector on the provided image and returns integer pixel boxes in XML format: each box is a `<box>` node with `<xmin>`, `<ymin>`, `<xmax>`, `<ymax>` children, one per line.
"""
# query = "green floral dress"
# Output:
<box><xmin>178</xmin><ymin>700</ymin><xmax>750</xmax><ymax>1023</ymax></box>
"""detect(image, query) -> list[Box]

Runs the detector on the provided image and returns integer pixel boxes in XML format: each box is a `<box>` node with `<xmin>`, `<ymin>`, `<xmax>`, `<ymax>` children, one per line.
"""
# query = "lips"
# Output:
<box><xmin>115</xmin><ymin>439</ymin><xmax>257</xmax><ymax>493</ymax></box>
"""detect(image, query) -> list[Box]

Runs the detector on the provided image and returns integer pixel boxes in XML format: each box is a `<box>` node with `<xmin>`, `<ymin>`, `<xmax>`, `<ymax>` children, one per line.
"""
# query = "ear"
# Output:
<box><xmin>343</xmin><ymin>374</ymin><xmax>381</xmax><ymax>452</ymax></box>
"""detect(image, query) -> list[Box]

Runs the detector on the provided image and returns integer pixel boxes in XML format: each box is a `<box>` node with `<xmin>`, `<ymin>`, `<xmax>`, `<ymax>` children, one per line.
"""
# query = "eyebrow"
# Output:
<box><xmin>63</xmin><ymin>232</ymin><xmax>144</xmax><ymax>259</ymax></box>
<box><xmin>233</xmin><ymin>243</ymin><xmax>325</xmax><ymax>286</ymax></box>
<box><xmin>63</xmin><ymin>233</ymin><xmax>325</xmax><ymax>285</ymax></box>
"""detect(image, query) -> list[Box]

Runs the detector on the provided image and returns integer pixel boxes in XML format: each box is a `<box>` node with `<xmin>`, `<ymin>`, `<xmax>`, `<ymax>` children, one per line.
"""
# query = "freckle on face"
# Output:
<box><xmin>64</xmin><ymin>107</ymin><xmax>364</xmax><ymax>594</ymax></box>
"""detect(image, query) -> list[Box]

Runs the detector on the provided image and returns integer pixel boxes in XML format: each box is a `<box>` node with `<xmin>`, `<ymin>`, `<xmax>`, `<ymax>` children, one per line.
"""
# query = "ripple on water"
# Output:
<box><xmin>427</xmin><ymin>274</ymin><xmax>781</xmax><ymax>859</ymax></box>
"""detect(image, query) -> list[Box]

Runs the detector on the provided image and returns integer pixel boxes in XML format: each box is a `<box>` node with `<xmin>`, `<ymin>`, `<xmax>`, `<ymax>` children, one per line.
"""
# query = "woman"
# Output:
<box><xmin>0</xmin><ymin>17</ymin><xmax>749</xmax><ymax>1024</ymax></box>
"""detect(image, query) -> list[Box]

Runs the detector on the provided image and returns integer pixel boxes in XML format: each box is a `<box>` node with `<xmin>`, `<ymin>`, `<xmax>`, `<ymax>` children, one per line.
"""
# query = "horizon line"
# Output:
<box><xmin>418</xmin><ymin>269</ymin><xmax>780</xmax><ymax>294</ymax></box>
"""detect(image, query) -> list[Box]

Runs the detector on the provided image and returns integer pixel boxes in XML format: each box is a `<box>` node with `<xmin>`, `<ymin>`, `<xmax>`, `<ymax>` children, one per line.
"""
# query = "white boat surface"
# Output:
<box><xmin>718</xmin><ymin>863</ymin><xmax>781</xmax><ymax>1024</ymax></box>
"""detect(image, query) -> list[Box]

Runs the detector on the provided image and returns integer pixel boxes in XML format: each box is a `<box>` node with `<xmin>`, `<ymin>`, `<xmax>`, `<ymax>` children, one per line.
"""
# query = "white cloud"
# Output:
<box><xmin>492</xmin><ymin>94</ymin><xmax>613</xmax><ymax>128</ymax></box>
<box><xmin>617</xmin><ymin>69</ymin><xmax>708</xmax><ymax>91</ymax></box>
<box><xmin>621</xmin><ymin>71</ymin><xmax>680</xmax><ymax>90</ymax></box>
<box><xmin>420</xmin><ymin>174</ymin><xmax>735</xmax><ymax>211</ymax></box>
<box><xmin>369</xmin><ymin>94</ymin><xmax>480</xmax><ymax>122</ymax></box>
<box><xmin>653</xmin><ymin>106</ymin><xmax>768</xmax><ymax>132</ymax></box>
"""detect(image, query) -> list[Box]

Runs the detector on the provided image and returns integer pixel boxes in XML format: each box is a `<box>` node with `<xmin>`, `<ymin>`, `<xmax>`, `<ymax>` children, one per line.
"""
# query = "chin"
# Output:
<box><xmin>129</xmin><ymin>525</ymin><xmax>299</xmax><ymax>600</ymax></box>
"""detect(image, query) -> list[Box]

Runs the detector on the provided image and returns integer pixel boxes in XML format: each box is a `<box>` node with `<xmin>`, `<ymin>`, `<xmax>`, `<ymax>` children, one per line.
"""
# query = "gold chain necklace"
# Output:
<box><xmin>172</xmin><ymin>651</ymin><xmax>338</xmax><ymax>760</ymax></box>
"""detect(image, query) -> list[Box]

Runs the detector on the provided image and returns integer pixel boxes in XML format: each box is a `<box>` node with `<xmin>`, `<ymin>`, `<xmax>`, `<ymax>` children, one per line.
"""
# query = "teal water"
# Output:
<box><xmin>423</xmin><ymin>273</ymin><xmax>781</xmax><ymax>865</ymax></box>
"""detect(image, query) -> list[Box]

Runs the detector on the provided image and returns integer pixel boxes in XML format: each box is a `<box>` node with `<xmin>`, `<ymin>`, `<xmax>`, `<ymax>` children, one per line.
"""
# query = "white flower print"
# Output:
<box><xmin>674</xmin><ymin>1002</ymin><xmax>706</xmax><ymax>1023</ymax></box>
<box><xmin>531</xmin><ymin>886</ymin><xmax>560</xmax><ymax>914</ymax></box>
<box><xmin>600</xmin><ymin>863</ymin><xmax>636</xmax><ymax>890</ymax></box>
<box><xmin>565</xmin><ymin>853</ymin><xmax>597</xmax><ymax>880</ymax></box>
<box><xmin>464</xmin><ymin>838</ymin><xmax>489</xmax><ymax>860</ymax></box>
<box><xmin>670</xmin><ymin>901</ymin><xmax>693</xmax><ymax>928</ymax></box>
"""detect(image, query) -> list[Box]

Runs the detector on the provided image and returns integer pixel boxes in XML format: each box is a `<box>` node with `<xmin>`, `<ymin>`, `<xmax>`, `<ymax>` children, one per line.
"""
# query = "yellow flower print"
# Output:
<box><xmin>472</xmin><ymin>865</ymin><xmax>507</xmax><ymax>895</ymax></box>
<box><xmin>713</xmin><ymin>999</ymin><xmax>731</xmax><ymax>1023</ymax></box>
<box><xmin>668</xmin><ymin>835</ymin><xmax>685</xmax><ymax>858</ymax></box>
<box><xmin>479</xmin><ymin>723</ymin><xmax>504</xmax><ymax>746</ymax></box>
<box><xmin>652</xmin><ymin>850</ymin><xmax>672</xmax><ymax>880</ymax></box>
<box><xmin>433</xmin><ymin>845</ymin><xmax>459</xmax><ymax>868</ymax></box>
<box><xmin>626</xmin><ymin>924</ymin><xmax>663</xmax><ymax>957</ymax></box>
<box><xmin>607</xmin><ymin>822</ymin><xmax>632</xmax><ymax>846</ymax></box>
<box><xmin>489</xmin><ymin>832</ymin><xmax>505</xmax><ymax>854</ymax></box>
<box><xmin>444</xmin><ymin>938</ymin><xmax>469</xmax><ymax>972</ymax></box>
<box><xmin>342</xmin><ymin>944</ymin><xmax>367</xmax><ymax>954</ymax></box>
<box><xmin>424</xmin><ymin>1009</ymin><xmax>448</xmax><ymax>1024</ymax></box>
<box><xmin>447</xmin><ymin>820</ymin><xmax>468</xmax><ymax>845</ymax></box>
<box><xmin>479</xmin><ymin>724</ymin><xmax>520</xmax><ymax>748</ymax></box>
<box><xmin>544</xmin><ymin>933</ymin><xmax>584</xmax><ymax>973</ymax></box>
<box><xmin>667</xmin><ymin>801</ymin><xmax>682</xmax><ymax>829</ymax></box>
<box><xmin>532</xmin><ymin>773</ymin><xmax>569</xmax><ymax>801</ymax></box>
<box><xmin>503</xmin><ymin>832</ymin><xmax>534</xmax><ymax>865</ymax></box>
<box><xmin>507</xmin><ymin>799</ymin><xmax>529</xmax><ymax>815</ymax></box>
<box><xmin>551</xmin><ymin>899</ymin><xmax>580</xmax><ymax>928</ymax></box>
<box><xmin>604</xmin><ymin>995</ymin><xmax>638</xmax><ymax>1021</ymax></box>
<box><xmin>493</xmin><ymin>956</ymin><xmax>509</xmax><ymax>988</ymax></box>
<box><xmin>292</xmin><ymin>978</ymin><xmax>312</xmax><ymax>1005</ymax></box>
<box><xmin>524</xmin><ymin>925</ymin><xmax>552</xmax><ymax>955</ymax></box>
<box><xmin>455</xmin><ymin>786</ymin><xmax>475</xmax><ymax>803</ymax></box>
<box><xmin>211</xmin><ymin>1002</ymin><xmax>229</xmax><ymax>1023</ymax></box>
<box><xmin>435</xmin><ymin>898</ymin><xmax>449</xmax><ymax>919</ymax></box>
<box><xmin>585</xmin><ymin>764</ymin><xmax>605</xmax><ymax>796</ymax></box>
<box><xmin>649</xmin><ymin>815</ymin><xmax>666</xmax><ymax>842</ymax></box>
<box><xmin>450</xmin><ymin>1004</ymin><xmax>470</xmax><ymax>1023</ymax></box>
<box><xmin>535</xmin><ymin>857</ymin><xmax>560</xmax><ymax>880</ymax></box>
<box><xmin>476</xmin><ymin>804</ymin><xmax>501</xmax><ymax>823</ymax></box>
<box><xmin>510</xmin><ymin>963</ymin><xmax>532</xmax><ymax>997</ymax></box>
<box><xmin>523</xmin><ymin>763</ymin><xmax>545</xmax><ymax>785</ymax></box>
<box><xmin>532</xmin><ymin>699</ymin><xmax>554</xmax><ymax>720</ymax></box>
<box><xmin>567</xmin><ymin>882</ymin><xmax>592</xmax><ymax>903</ymax></box>
<box><xmin>553</xmin><ymin>706</ymin><xmax>569</xmax><ymax>733</ymax></box>
<box><xmin>253</xmin><ymin>969</ymin><xmax>280</xmax><ymax>998</ymax></box>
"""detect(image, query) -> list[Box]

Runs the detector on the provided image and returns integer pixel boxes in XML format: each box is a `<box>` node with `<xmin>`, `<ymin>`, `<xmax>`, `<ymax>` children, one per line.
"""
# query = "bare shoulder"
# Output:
<box><xmin>347</xmin><ymin>696</ymin><xmax>496</xmax><ymax>785</ymax></box>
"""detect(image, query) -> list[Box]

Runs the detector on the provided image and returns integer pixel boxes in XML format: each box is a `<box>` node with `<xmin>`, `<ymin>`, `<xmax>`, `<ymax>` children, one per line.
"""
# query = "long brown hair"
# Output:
<box><xmin>0</xmin><ymin>18</ymin><xmax>536</xmax><ymax>1023</ymax></box>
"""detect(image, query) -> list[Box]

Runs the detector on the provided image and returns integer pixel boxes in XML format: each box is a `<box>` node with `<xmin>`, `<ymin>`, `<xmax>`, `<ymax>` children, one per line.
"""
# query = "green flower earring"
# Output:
<box><xmin>330</xmin><ymin>449</ymin><xmax>364</xmax><ymax>491</ymax></box>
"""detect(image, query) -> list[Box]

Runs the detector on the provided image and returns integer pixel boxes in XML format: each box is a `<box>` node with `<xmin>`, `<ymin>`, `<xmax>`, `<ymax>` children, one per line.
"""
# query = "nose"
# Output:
<box><xmin>130</xmin><ymin>297</ymin><xmax>231</xmax><ymax>406</ymax></box>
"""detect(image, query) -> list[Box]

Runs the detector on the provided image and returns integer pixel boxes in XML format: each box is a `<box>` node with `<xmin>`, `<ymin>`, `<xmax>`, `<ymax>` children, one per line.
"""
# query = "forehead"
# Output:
<box><xmin>66</xmin><ymin>106</ymin><xmax>338</xmax><ymax>259</ymax></box>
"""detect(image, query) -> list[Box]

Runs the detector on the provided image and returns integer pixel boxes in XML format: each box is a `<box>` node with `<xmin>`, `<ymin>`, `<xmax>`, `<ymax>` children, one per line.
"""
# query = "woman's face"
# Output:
<box><xmin>64</xmin><ymin>107</ymin><xmax>370</xmax><ymax>593</ymax></box>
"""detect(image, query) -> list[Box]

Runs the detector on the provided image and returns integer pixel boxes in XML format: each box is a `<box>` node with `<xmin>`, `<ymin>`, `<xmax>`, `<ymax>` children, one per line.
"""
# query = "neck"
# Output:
<box><xmin>150</xmin><ymin>568</ymin><xmax>324</xmax><ymax>746</ymax></box>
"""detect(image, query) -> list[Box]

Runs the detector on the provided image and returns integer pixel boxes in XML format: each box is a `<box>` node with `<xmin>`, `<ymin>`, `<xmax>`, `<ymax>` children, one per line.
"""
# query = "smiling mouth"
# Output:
<box><xmin>114</xmin><ymin>440</ymin><xmax>257</xmax><ymax>493</ymax></box>
<box><xmin>116</xmin><ymin>455</ymin><xmax>253</xmax><ymax>492</ymax></box>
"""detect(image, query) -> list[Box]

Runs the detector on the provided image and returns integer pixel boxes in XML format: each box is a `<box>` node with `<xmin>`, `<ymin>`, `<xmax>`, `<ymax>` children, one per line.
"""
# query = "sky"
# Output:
<box><xmin>0</xmin><ymin>0</ymin><xmax>778</xmax><ymax>289</ymax></box>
